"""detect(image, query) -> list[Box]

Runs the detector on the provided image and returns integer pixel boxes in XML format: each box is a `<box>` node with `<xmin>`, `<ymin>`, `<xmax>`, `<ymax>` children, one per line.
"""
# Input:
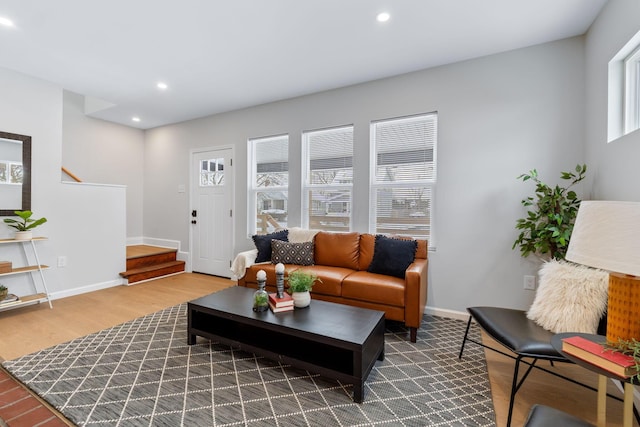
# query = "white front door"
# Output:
<box><xmin>191</xmin><ymin>147</ymin><xmax>233</xmax><ymax>277</ymax></box>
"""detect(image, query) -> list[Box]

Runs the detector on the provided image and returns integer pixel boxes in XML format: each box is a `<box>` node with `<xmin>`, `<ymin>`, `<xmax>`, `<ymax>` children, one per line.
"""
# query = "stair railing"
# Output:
<box><xmin>61</xmin><ymin>167</ymin><xmax>82</xmax><ymax>183</ymax></box>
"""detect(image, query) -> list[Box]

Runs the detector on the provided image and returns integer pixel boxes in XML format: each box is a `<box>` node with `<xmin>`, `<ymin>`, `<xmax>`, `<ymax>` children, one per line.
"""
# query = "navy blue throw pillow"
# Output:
<box><xmin>367</xmin><ymin>235</ymin><xmax>417</xmax><ymax>279</ymax></box>
<box><xmin>252</xmin><ymin>230</ymin><xmax>289</xmax><ymax>263</ymax></box>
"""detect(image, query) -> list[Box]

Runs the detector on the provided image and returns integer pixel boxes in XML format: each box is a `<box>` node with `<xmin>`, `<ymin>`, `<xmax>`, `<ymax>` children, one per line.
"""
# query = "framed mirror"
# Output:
<box><xmin>0</xmin><ymin>131</ymin><xmax>31</xmax><ymax>216</ymax></box>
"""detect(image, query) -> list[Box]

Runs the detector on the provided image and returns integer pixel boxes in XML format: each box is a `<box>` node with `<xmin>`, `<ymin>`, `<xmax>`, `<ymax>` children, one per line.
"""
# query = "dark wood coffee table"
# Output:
<box><xmin>187</xmin><ymin>286</ymin><xmax>385</xmax><ymax>403</ymax></box>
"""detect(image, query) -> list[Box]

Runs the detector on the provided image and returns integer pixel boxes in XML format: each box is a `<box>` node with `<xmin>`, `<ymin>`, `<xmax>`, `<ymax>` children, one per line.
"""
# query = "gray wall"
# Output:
<box><xmin>62</xmin><ymin>91</ymin><xmax>145</xmax><ymax>238</ymax></box>
<box><xmin>144</xmin><ymin>36</ymin><xmax>586</xmax><ymax>314</ymax></box>
<box><xmin>585</xmin><ymin>0</ymin><xmax>640</xmax><ymax>202</ymax></box>
<box><xmin>0</xmin><ymin>68</ymin><xmax>126</xmax><ymax>299</ymax></box>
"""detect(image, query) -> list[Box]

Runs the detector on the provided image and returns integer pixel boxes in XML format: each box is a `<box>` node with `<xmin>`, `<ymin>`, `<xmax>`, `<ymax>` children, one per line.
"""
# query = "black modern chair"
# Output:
<box><xmin>459</xmin><ymin>306</ymin><xmax>640</xmax><ymax>427</ymax></box>
<box><xmin>459</xmin><ymin>307</ymin><xmax>573</xmax><ymax>427</ymax></box>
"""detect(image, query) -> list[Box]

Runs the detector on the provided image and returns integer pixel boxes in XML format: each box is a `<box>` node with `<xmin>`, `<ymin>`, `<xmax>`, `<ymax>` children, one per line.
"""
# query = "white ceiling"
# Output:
<box><xmin>0</xmin><ymin>1</ymin><xmax>607</xmax><ymax>130</ymax></box>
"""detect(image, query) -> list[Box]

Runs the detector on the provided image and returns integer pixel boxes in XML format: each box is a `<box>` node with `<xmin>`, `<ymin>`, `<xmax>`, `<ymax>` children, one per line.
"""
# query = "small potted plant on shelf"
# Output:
<box><xmin>3</xmin><ymin>210</ymin><xmax>47</xmax><ymax>241</ymax></box>
<box><xmin>0</xmin><ymin>285</ymin><xmax>7</xmax><ymax>301</ymax></box>
<box><xmin>287</xmin><ymin>269</ymin><xmax>321</xmax><ymax>308</ymax></box>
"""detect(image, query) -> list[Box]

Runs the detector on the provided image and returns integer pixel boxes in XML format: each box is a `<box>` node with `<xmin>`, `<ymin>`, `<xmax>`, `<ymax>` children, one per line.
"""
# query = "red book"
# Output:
<box><xmin>268</xmin><ymin>292</ymin><xmax>293</xmax><ymax>308</ymax></box>
<box><xmin>269</xmin><ymin>302</ymin><xmax>294</xmax><ymax>313</ymax></box>
<box><xmin>562</xmin><ymin>335</ymin><xmax>639</xmax><ymax>378</ymax></box>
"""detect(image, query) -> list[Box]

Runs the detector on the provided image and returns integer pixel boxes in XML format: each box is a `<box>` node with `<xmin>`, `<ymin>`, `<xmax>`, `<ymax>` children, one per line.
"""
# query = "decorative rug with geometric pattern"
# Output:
<box><xmin>3</xmin><ymin>304</ymin><xmax>496</xmax><ymax>426</ymax></box>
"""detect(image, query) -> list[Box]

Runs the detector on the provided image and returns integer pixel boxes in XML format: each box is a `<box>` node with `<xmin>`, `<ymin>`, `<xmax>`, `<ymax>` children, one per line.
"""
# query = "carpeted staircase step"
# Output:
<box><xmin>120</xmin><ymin>260</ymin><xmax>185</xmax><ymax>284</ymax></box>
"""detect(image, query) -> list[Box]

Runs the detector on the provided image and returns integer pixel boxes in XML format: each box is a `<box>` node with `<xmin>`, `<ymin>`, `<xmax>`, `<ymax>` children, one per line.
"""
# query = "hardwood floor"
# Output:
<box><xmin>0</xmin><ymin>272</ymin><xmax>232</xmax><ymax>361</ymax></box>
<box><xmin>483</xmin><ymin>332</ymin><xmax>634</xmax><ymax>426</ymax></box>
<box><xmin>0</xmin><ymin>273</ymin><xmax>635</xmax><ymax>426</ymax></box>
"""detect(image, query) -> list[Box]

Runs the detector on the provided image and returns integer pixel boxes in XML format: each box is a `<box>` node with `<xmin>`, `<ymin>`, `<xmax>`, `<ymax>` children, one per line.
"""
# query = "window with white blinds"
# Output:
<box><xmin>302</xmin><ymin>126</ymin><xmax>353</xmax><ymax>232</ymax></box>
<box><xmin>370</xmin><ymin>113</ymin><xmax>437</xmax><ymax>240</ymax></box>
<box><xmin>248</xmin><ymin>135</ymin><xmax>289</xmax><ymax>235</ymax></box>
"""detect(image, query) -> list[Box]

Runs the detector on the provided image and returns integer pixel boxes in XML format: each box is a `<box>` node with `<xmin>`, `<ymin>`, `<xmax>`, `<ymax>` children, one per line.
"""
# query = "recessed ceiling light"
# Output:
<box><xmin>157</xmin><ymin>82</ymin><xmax>168</xmax><ymax>90</ymax></box>
<box><xmin>0</xmin><ymin>16</ymin><xmax>15</xmax><ymax>27</ymax></box>
<box><xmin>376</xmin><ymin>12</ymin><xmax>390</xmax><ymax>23</ymax></box>
<box><xmin>132</xmin><ymin>117</ymin><xmax>141</xmax><ymax>122</ymax></box>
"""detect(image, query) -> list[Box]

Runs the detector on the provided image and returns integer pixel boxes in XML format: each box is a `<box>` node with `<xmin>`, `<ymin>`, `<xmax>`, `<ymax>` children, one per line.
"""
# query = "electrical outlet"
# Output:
<box><xmin>57</xmin><ymin>256</ymin><xmax>67</xmax><ymax>268</ymax></box>
<box><xmin>524</xmin><ymin>275</ymin><xmax>536</xmax><ymax>290</ymax></box>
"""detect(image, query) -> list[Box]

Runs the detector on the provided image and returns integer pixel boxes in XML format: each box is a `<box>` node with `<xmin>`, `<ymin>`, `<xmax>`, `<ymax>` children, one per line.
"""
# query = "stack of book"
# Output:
<box><xmin>269</xmin><ymin>292</ymin><xmax>294</xmax><ymax>313</ymax></box>
<box><xmin>0</xmin><ymin>293</ymin><xmax>20</xmax><ymax>306</ymax></box>
<box><xmin>562</xmin><ymin>335</ymin><xmax>639</xmax><ymax>378</ymax></box>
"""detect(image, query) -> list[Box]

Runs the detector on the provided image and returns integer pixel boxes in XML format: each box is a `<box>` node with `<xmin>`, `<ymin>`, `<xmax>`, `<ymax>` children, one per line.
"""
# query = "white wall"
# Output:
<box><xmin>585</xmin><ymin>0</ymin><xmax>640</xmax><ymax>201</ymax></box>
<box><xmin>144</xmin><ymin>36</ymin><xmax>586</xmax><ymax>313</ymax></box>
<box><xmin>62</xmin><ymin>91</ymin><xmax>145</xmax><ymax>238</ymax></box>
<box><xmin>0</xmin><ymin>68</ymin><xmax>126</xmax><ymax>301</ymax></box>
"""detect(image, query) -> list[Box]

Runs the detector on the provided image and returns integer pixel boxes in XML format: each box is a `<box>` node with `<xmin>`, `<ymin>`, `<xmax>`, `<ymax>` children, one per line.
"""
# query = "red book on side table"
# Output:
<box><xmin>562</xmin><ymin>335</ymin><xmax>639</xmax><ymax>378</ymax></box>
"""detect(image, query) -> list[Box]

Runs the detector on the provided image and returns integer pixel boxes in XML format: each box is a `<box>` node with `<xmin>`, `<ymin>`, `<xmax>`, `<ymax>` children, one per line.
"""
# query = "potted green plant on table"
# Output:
<box><xmin>3</xmin><ymin>210</ymin><xmax>47</xmax><ymax>241</ymax></box>
<box><xmin>512</xmin><ymin>164</ymin><xmax>586</xmax><ymax>261</ymax></box>
<box><xmin>287</xmin><ymin>270</ymin><xmax>321</xmax><ymax>308</ymax></box>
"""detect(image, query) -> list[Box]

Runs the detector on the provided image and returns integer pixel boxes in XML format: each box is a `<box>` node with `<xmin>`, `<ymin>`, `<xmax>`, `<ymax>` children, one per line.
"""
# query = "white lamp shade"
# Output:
<box><xmin>566</xmin><ymin>201</ymin><xmax>640</xmax><ymax>276</ymax></box>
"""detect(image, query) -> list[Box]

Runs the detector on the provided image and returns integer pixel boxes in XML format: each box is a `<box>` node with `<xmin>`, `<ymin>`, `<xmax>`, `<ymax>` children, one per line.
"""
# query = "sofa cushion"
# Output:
<box><xmin>294</xmin><ymin>265</ymin><xmax>354</xmax><ymax>297</ymax></box>
<box><xmin>252</xmin><ymin>230</ymin><xmax>288</xmax><ymax>263</ymax></box>
<box><xmin>314</xmin><ymin>231</ymin><xmax>360</xmax><ymax>270</ymax></box>
<box><xmin>368</xmin><ymin>235</ymin><xmax>417</xmax><ymax>279</ymax></box>
<box><xmin>271</xmin><ymin>240</ymin><xmax>314</xmax><ymax>265</ymax></box>
<box><xmin>358</xmin><ymin>233</ymin><xmax>376</xmax><ymax>271</ymax></box>
<box><xmin>342</xmin><ymin>271</ymin><xmax>405</xmax><ymax>307</ymax></box>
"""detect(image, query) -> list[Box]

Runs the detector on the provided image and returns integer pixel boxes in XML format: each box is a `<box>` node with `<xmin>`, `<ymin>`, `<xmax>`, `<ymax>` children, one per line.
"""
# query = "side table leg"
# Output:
<box><xmin>188</xmin><ymin>332</ymin><xmax>196</xmax><ymax>345</ymax></box>
<box><xmin>623</xmin><ymin>382</ymin><xmax>633</xmax><ymax>427</ymax></box>
<box><xmin>597</xmin><ymin>374</ymin><xmax>606</xmax><ymax>427</ymax></box>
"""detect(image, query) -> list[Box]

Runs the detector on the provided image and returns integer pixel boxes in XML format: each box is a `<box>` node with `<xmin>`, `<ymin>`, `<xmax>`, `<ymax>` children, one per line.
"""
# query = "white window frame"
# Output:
<box><xmin>370</xmin><ymin>113</ymin><xmax>437</xmax><ymax>242</ymax></box>
<box><xmin>624</xmin><ymin>45</ymin><xmax>640</xmax><ymax>134</ymax></box>
<box><xmin>247</xmin><ymin>134</ymin><xmax>289</xmax><ymax>236</ymax></box>
<box><xmin>608</xmin><ymin>29</ymin><xmax>640</xmax><ymax>142</ymax></box>
<box><xmin>302</xmin><ymin>125</ymin><xmax>354</xmax><ymax>232</ymax></box>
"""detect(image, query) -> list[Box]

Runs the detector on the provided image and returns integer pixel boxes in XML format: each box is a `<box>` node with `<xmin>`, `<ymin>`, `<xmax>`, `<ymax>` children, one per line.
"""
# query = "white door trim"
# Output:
<box><xmin>189</xmin><ymin>145</ymin><xmax>235</xmax><ymax>276</ymax></box>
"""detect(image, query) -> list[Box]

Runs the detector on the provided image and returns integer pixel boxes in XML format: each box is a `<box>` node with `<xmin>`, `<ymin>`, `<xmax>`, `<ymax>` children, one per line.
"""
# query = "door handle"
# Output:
<box><xmin>191</xmin><ymin>220</ymin><xmax>197</xmax><ymax>224</ymax></box>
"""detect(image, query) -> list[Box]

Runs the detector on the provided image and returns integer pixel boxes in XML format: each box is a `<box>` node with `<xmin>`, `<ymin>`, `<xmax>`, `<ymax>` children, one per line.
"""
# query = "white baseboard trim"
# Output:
<box><xmin>124</xmin><ymin>271</ymin><xmax>185</xmax><ymax>286</ymax></box>
<box><xmin>177</xmin><ymin>251</ymin><xmax>189</xmax><ymax>263</ymax></box>
<box><xmin>425</xmin><ymin>306</ymin><xmax>470</xmax><ymax>321</ymax></box>
<box><xmin>49</xmin><ymin>279</ymin><xmax>124</xmax><ymax>300</ymax></box>
<box><xmin>126</xmin><ymin>236</ymin><xmax>145</xmax><ymax>245</ymax></box>
<box><xmin>142</xmin><ymin>238</ymin><xmax>180</xmax><ymax>250</ymax></box>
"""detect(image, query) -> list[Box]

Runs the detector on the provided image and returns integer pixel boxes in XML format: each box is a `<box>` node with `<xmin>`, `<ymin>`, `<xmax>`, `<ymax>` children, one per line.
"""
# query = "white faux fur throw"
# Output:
<box><xmin>287</xmin><ymin>227</ymin><xmax>320</xmax><ymax>243</ymax></box>
<box><xmin>527</xmin><ymin>259</ymin><xmax>608</xmax><ymax>334</ymax></box>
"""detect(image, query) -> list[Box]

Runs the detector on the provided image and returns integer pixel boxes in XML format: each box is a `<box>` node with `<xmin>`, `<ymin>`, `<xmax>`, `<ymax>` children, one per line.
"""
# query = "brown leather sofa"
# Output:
<box><xmin>237</xmin><ymin>231</ymin><xmax>428</xmax><ymax>342</ymax></box>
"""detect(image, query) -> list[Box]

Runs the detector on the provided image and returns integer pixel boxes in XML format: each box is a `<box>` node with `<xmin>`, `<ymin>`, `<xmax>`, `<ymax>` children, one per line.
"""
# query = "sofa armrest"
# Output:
<box><xmin>230</xmin><ymin>249</ymin><xmax>258</xmax><ymax>280</ymax></box>
<box><xmin>404</xmin><ymin>258</ymin><xmax>428</xmax><ymax>329</ymax></box>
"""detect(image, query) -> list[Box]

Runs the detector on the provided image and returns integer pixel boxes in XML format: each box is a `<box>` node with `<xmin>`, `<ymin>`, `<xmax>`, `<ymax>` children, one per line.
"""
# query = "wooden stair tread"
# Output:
<box><xmin>126</xmin><ymin>245</ymin><xmax>177</xmax><ymax>260</ymax></box>
<box><xmin>120</xmin><ymin>260</ymin><xmax>185</xmax><ymax>278</ymax></box>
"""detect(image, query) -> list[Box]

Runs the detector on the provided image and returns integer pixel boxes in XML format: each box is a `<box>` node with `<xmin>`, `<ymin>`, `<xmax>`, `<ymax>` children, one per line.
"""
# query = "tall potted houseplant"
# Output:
<box><xmin>3</xmin><ymin>210</ymin><xmax>47</xmax><ymax>240</ymax></box>
<box><xmin>512</xmin><ymin>164</ymin><xmax>586</xmax><ymax>260</ymax></box>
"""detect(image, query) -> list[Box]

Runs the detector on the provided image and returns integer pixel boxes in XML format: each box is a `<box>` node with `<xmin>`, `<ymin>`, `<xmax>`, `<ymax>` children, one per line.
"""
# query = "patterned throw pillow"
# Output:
<box><xmin>271</xmin><ymin>240</ymin><xmax>314</xmax><ymax>266</ymax></box>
